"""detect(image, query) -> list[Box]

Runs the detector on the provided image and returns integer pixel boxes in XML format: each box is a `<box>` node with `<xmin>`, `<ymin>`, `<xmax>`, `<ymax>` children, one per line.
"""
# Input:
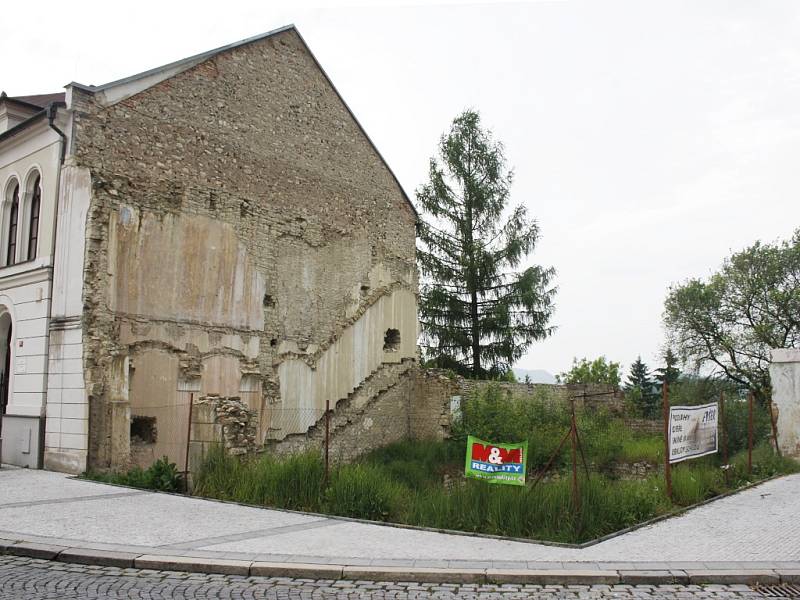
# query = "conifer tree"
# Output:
<box><xmin>417</xmin><ymin>110</ymin><xmax>556</xmax><ymax>378</ymax></box>
<box><xmin>625</xmin><ymin>356</ymin><xmax>658</xmax><ymax>417</ymax></box>
<box><xmin>654</xmin><ymin>348</ymin><xmax>681</xmax><ymax>388</ymax></box>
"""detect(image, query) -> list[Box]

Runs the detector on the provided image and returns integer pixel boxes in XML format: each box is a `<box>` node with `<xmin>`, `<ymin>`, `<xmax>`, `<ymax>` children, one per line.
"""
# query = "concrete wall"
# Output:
<box><xmin>67</xmin><ymin>28</ymin><xmax>417</xmax><ymax>471</ymax></box>
<box><xmin>769</xmin><ymin>348</ymin><xmax>800</xmax><ymax>459</ymax></box>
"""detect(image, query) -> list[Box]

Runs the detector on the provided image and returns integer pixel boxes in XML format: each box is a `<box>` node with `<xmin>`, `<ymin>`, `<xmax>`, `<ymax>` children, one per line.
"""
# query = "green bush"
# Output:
<box><xmin>84</xmin><ymin>456</ymin><xmax>183</xmax><ymax>492</ymax></box>
<box><xmin>323</xmin><ymin>464</ymin><xmax>406</xmax><ymax>521</ymax></box>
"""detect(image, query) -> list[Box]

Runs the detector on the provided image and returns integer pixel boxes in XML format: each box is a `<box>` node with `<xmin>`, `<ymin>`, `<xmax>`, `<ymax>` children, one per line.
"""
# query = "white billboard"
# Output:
<box><xmin>668</xmin><ymin>402</ymin><xmax>718</xmax><ymax>464</ymax></box>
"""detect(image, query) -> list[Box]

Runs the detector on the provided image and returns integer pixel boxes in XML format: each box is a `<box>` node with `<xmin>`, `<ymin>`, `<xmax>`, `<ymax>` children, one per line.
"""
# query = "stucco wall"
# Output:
<box><xmin>67</xmin><ymin>29</ymin><xmax>417</xmax><ymax>470</ymax></box>
<box><xmin>769</xmin><ymin>348</ymin><xmax>800</xmax><ymax>459</ymax></box>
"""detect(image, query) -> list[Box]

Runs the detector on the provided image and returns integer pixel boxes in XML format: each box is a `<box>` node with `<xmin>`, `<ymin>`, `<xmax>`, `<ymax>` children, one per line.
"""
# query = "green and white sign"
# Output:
<box><xmin>465</xmin><ymin>435</ymin><xmax>528</xmax><ymax>486</ymax></box>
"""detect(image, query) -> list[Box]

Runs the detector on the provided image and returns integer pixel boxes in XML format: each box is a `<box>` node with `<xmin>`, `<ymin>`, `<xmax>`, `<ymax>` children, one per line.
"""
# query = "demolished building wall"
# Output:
<box><xmin>56</xmin><ymin>28</ymin><xmax>417</xmax><ymax>471</ymax></box>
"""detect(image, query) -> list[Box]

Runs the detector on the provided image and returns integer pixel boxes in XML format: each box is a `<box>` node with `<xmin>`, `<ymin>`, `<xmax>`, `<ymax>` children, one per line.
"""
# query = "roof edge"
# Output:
<box><xmin>70</xmin><ymin>24</ymin><xmax>296</xmax><ymax>94</ymax></box>
<box><xmin>66</xmin><ymin>24</ymin><xmax>417</xmax><ymax>218</ymax></box>
<box><xmin>0</xmin><ymin>101</ymin><xmax>65</xmax><ymax>145</ymax></box>
<box><xmin>291</xmin><ymin>29</ymin><xmax>417</xmax><ymax>218</ymax></box>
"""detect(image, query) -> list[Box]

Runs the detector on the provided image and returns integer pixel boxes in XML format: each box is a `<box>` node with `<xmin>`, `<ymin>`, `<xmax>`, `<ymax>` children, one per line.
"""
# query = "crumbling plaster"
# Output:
<box><xmin>67</xmin><ymin>29</ymin><xmax>417</xmax><ymax>470</ymax></box>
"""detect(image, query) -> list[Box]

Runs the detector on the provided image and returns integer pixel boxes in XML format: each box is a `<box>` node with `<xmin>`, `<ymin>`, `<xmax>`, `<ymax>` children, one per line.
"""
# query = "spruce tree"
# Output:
<box><xmin>654</xmin><ymin>348</ymin><xmax>681</xmax><ymax>388</ymax></box>
<box><xmin>417</xmin><ymin>110</ymin><xmax>556</xmax><ymax>378</ymax></box>
<box><xmin>625</xmin><ymin>356</ymin><xmax>658</xmax><ymax>416</ymax></box>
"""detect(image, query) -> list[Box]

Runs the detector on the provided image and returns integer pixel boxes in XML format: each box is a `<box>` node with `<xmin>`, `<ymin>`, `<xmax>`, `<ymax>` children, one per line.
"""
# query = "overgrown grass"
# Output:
<box><xmin>109</xmin><ymin>383</ymin><xmax>797</xmax><ymax>545</ymax></box>
<box><xmin>193</xmin><ymin>450</ymin><xmax>325</xmax><ymax>511</ymax></box>
<box><xmin>191</xmin><ymin>439</ymin><xmax>796</xmax><ymax>544</ymax></box>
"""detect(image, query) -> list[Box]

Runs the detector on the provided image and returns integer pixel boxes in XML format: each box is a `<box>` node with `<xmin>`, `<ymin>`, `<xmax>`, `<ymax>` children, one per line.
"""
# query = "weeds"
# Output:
<box><xmin>83</xmin><ymin>456</ymin><xmax>183</xmax><ymax>492</ymax></box>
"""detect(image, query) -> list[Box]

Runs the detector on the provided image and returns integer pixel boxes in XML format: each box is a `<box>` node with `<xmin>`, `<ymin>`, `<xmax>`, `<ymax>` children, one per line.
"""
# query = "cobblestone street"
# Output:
<box><xmin>0</xmin><ymin>556</ymin><xmax>782</xmax><ymax>600</ymax></box>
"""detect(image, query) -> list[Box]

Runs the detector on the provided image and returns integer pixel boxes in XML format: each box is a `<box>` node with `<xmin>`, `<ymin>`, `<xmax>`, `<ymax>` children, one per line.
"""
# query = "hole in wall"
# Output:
<box><xmin>383</xmin><ymin>328</ymin><xmax>401</xmax><ymax>352</ymax></box>
<box><xmin>263</xmin><ymin>294</ymin><xmax>275</xmax><ymax>308</ymax></box>
<box><xmin>130</xmin><ymin>415</ymin><xmax>157</xmax><ymax>444</ymax></box>
<box><xmin>270</xmin><ymin>338</ymin><xmax>277</xmax><ymax>347</ymax></box>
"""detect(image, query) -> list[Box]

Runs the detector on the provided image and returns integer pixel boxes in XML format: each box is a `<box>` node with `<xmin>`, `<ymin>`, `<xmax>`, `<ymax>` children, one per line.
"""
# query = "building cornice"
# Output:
<box><xmin>0</xmin><ymin>259</ymin><xmax>53</xmax><ymax>290</ymax></box>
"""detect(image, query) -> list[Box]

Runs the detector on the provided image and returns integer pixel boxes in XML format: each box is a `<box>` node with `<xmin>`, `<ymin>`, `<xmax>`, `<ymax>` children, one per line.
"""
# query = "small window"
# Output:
<box><xmin>131</xmin><ymin>415</ymin><xmax>157</xmax><ymax>444</ymax></box>
<box><xmin>27</xmin><ymin>175</ymin><xmax>41</xmax><ymax>261</ymax></box>
<box><xmin>6</xmin><ymin>183</ymin><xmax>19</xmax><ymax>266</ymax></box>
<box><xmin>383</xmin><ymin>328</ymin><xmax>401</xmax><ymax>352</ymax></box>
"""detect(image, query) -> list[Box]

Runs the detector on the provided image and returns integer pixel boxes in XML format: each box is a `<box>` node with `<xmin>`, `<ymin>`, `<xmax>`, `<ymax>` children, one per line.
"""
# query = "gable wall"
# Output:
<box><xmin>68</xmin><ymin>29</ymin><xmax>417</xmax><ymax>470</ymax></box>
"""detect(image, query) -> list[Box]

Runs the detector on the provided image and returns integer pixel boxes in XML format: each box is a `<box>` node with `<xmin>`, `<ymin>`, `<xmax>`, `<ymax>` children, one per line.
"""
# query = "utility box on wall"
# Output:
<box><xmin>0</xmin><ymin>415</ymin><xmax>44</xmax><ymax>468</ymax></box>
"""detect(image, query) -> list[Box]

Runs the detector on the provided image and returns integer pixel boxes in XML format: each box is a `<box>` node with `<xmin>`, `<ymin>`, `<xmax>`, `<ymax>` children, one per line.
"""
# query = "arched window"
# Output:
<box><xmin>5</xmin><ymin>182</ymin><xmax>19</xmax><ymax>266</ymax></box>
<box><xmin>27</xmin><ymin>174</ymin><xmax>41</xmax><ymax>261</ymax></box>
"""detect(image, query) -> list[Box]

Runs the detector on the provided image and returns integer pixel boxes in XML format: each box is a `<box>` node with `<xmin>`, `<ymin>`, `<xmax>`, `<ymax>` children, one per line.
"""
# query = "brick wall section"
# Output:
<box><xmin>68</xmin><ymin>29</ymin><xmax>418</xmax><ymax>469</ymax></box>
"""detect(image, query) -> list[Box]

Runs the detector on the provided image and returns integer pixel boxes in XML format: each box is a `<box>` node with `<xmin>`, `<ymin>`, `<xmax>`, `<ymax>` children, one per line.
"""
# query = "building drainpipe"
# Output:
<box><xmin>40</xmin><ymin>102</ymin><xmax>68</xmax><ymax>470</ymax></box>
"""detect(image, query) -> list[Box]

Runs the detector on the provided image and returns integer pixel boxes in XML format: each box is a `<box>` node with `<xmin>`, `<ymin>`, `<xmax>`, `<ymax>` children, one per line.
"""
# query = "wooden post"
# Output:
<box><xmin>662</xmin><ymin>383</ymin><xmax>672</xmax><ymax>501</ymax></box>
<box><xmin>324</xmin><ymin>399</ymin><xmax>330</xmax><ymax>485</ymax></box>
<box><xmin>184</xmin><ymin>392</ymin><xmax>194</xmax><ymax>493</ymax></box>
<box><xmin>748</xmin><ymin>391</ymin><xmax>754</xmax><ymax>475</ymax></box>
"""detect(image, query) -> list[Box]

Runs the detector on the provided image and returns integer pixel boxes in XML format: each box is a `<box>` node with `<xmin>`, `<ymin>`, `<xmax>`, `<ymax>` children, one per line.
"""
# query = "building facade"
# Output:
<box><xmin>0</xmin><ymin>26</ymin><xmax>418</xmax><ymax>474</ymax></box>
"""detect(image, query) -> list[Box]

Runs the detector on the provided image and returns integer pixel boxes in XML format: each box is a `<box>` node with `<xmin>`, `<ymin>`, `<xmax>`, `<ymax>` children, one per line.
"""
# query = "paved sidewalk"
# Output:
<box><xmin>1</xmin><ymin>468</ymin><xmax>799</xmax><ymax>584</ymax></box>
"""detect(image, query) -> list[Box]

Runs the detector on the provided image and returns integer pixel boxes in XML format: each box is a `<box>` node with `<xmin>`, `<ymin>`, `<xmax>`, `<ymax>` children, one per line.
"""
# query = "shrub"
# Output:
<box><xmin>84</xmin><ymin>456</ymin><xmax>183</xmax><ymax>492</ymax></box>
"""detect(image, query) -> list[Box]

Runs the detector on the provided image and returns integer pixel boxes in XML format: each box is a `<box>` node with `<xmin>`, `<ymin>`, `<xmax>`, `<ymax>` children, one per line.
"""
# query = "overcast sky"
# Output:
<box><xmin>3</xmin><ymin>0</ymin><xmax>799</xmax><ymax>377</ymax></box>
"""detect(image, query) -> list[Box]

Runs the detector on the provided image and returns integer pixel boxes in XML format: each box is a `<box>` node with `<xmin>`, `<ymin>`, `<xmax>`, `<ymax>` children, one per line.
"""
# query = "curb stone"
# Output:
<box><xmin>1</xmin><ymin>542</ymin><xmax>799</xmax><ymax>585</ymax></box>
<box><xmin>685</xmin><ymin>570</ymin><xmax>781</xmax><ymax>585</ymax></box>
<box><xmin>485</xmin><ymin>570</ymin><xmax>619</xmax><ymax>585</ymax></box>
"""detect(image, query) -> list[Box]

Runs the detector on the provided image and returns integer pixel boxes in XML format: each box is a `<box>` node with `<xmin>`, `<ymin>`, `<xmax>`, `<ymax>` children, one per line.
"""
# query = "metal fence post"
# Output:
<box><xmin>662</xmin><ymin>383</ymin><xmax>672</xmax><ymax>501</ymax></box>
<box><xmin>324</xmin><ymin>399</ymin><xmax>330</xmax><ymax>485</ymax></box>
<box><xmin>748</xmin><ymin>391</ymin><xmax>754</xmax><ymax>474</ymax></box>
<box><xmin>720</xmin><ymin>390</ymin><xmax>728</xmax><ymax>484</ymax></box>
<box><xmin>570</xmin><ymin>396</ymin><xmax>580</xmax><ymax>521</ymax></box>
<box><xmin>184</xmin><ymin>392</ymin><xmax>194</xmax><ymax>492</ymax></box>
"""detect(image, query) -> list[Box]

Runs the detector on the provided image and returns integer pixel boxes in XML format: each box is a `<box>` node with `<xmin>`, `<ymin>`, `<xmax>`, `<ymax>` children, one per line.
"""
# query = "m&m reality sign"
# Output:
<box><xmin>465</xmin><ymin>435</ymin><xmax>527</xmax><ymax>486</ymax></box>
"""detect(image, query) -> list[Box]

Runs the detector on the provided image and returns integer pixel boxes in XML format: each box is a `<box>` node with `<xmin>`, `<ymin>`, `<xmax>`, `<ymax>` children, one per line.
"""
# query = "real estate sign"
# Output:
<box><xmin>465</xmin><ymin>436</ymin><xmax>527</xmax><ymax>486</ymax></box>
<box><xmin>668</xmin><ymin>402</ymin><xmax>718</xmax><ymax>464</ymax></box>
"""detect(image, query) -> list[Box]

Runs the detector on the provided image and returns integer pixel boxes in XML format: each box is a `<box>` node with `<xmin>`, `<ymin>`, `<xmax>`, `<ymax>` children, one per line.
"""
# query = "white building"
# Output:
<box><xmin>0</xmin><ymin>92</ymin><xmax>85</xmax><ymax>469</ymax></box>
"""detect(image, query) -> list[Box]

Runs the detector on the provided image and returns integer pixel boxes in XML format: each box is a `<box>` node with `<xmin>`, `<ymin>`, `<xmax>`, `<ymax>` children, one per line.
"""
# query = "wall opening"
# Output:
<box><xmin>130</xmin><ymin>415</ymin><xmax>157</xmax><ymax>444</ymax></box>
<box><xmin>383</xmin><ymin>328</ymin><xmax>401</xmax><ymax>352</ymax></box>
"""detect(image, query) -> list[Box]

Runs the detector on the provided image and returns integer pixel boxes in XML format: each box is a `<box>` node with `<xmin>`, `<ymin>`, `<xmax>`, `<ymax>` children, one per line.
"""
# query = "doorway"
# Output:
<box><xmin>0</xmin><ymin>314</ymin><xmax>11</xmax><ymax>438</ymax></box>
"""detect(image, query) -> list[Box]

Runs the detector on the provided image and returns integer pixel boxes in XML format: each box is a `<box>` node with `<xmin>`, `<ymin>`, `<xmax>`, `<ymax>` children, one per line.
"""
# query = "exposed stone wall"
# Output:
<box><xmin>407</xmin><ymin>369</ymin><xmax>626</xmax><ymax>440</ymax></box>
<box><xmin>268</xmin><ymin>359</ymin><xmax>415</xmax><ymax>464</ymax></box>
<box><xmin>68</xmin><ymin>29</ymin><xmax>418</xmax><ymax>470</ymax></box>
<box><xmin>453</xmin><ymin>377</ymin><xmax>625</xmax><ymax>413</ymax></box>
